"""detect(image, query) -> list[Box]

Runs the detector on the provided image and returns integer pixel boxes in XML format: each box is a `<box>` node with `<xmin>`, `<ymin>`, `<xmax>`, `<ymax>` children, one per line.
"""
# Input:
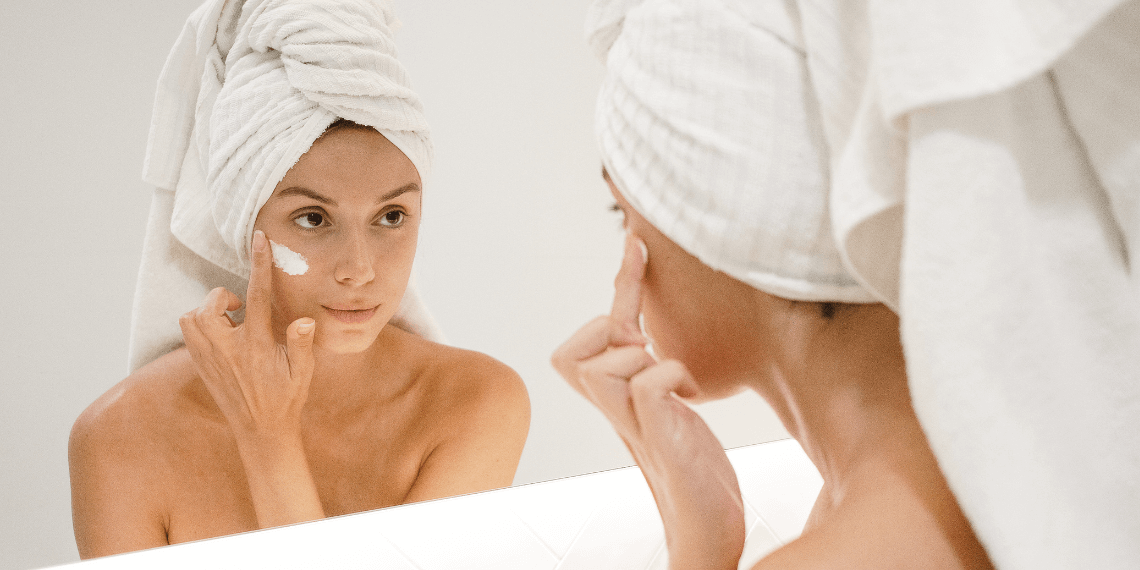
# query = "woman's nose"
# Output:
<box><xmin>334</xmin><ymin>229</ymin><xmax>376</xmax><ymax>285</ymax></box>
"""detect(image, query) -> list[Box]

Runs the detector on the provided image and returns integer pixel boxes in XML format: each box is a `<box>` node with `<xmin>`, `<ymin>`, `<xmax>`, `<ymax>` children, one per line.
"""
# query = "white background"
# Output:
<box><xmin>0</xmin><ymin>1</ymin><xmax>787</xmax><ymax>568</ymax></box>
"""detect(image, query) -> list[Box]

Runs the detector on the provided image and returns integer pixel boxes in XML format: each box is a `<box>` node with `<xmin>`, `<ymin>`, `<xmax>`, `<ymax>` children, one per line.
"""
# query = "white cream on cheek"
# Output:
<box><xmin>269</xmin><ymin>240</ymin><xmax>309</xmax><ymax>276</ymax></box>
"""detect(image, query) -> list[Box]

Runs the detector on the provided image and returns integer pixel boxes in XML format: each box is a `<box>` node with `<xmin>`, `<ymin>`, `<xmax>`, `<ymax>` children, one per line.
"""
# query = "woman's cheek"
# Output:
<box><xmin>640</xmin><ymin>287</ymin><xmax>679</xmax><ymax>360</ymax></box>
<box><xmin>641</xmin><ymin>275</ymin><xmax>712</xmax><ymax>378</ymax></box>
<box><xmin>269</xmin><ymin>239</ymin><xmax>310</xmax><ymax>276</ymax></box>
<box><xmin>266</xmin><ymin>239</ymin><xmax>322</xmax><ymax>317</ymax></box>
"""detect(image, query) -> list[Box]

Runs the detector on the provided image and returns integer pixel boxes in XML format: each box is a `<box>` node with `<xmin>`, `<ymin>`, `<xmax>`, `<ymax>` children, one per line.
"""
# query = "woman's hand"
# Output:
<box><xmin>179</xmin><ymin>230</ymin><xmax>316</xmax><ymax>439</ymax></box>
<box><xmin>552</xmin><ymin>235</ymin><xmax>746</xmax><ymax>570</ymax></box>
<box><xmin>178</xmin><ymin>229</ymin><xmax>324</xmax><ymax>527</ymax></box>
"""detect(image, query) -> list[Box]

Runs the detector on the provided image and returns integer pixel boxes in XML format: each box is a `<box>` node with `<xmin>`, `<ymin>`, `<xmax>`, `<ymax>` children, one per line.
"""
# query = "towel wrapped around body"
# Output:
<box><xmin>129</xmin><ymin>0</ymin><xmax>443</xmax><ymax>373</ymax></box>
<box><xmin>587</xmin><ymin>0</ymin><xmax>1140</xmax><ymax>568</ymax></box>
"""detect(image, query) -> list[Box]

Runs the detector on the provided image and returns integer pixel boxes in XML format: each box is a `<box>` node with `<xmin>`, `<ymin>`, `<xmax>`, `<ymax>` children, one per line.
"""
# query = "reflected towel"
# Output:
<box><xmin>129</xmin><ymin>0</ymin><xmax>443</xmax><ymax>372</ymax></box>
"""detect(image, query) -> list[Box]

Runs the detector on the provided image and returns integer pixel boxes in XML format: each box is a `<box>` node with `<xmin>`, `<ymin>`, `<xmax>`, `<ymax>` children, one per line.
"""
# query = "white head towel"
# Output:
<box><xmin>129</xmin><ymin>0</ymin><xmax>443</xmax><ymax>373</ymax></box>
<box><xmin>587</xmin><ymin>0</ymin><xmax>876</xmax><ymax>303</ymax></box>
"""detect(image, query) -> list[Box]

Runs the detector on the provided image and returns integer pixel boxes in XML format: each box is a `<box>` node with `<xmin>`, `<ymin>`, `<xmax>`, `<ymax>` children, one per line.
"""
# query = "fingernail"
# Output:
<box><xmin>637</xmin><ymin>239</ymin><xmax>648</xmax><ymax>263</ymax></box>
<box><xmin>297</xmin><ymin>319</ymin><xmax>315</xmax><ymax>335</ymax></box>
<box><xmin>253</xmin><ymin>230</ymin><xmax>267</xmax><ymax>252</ymax></box>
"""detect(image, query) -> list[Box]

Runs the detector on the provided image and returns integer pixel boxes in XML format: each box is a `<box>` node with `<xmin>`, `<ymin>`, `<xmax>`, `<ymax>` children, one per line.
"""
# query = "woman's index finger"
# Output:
<box><xmin>609</xmin><ymin>234</ymin><xmax>648</xmax><ymax>347</ymax></box>
<box><xmin>244</xmin><ymin>230</ymin><xmax>275</xmax><ymax>334</ymax></box>
<box><xmin>206</xmin><ymin>287</ymin><xmax>243</xmax><ymax>318</ymax></box>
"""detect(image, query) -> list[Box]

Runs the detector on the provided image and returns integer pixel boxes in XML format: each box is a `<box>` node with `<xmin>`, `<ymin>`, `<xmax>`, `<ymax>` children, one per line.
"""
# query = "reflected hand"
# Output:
<box><xmin>179</xmin><ymin>230</ymin><xmax>316</xmax><ymax>441</ymax></box>
<box><xmin>552</xmin><ymin>234</ymin><xmax>745</xmax><ymax>570</ymax></box>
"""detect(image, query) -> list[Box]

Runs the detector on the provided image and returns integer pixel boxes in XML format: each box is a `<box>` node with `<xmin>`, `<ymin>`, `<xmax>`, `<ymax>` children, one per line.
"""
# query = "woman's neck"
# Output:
<box><xmin>750</xmin><ymin>302</ymin><xmax>992</xmax><ymax>567</ymax></box>
<box><xmin>750</xmin><ymin>303</ymin><xmax>928</xmax><ymax>511</ymax></box>
<box><xmin>303</xmin><ymin>325</ymin><xmax>417</xmax><ymax>414</ymax></box>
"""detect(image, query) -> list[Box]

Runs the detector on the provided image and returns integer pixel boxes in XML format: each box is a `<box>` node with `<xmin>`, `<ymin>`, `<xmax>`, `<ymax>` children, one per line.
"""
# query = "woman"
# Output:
<box><xmin>554</xmin><ymin>0</ymin><xmax>994</xmax><ymax>567</ymax></box>
<box><xmin>557</xmin><ymin>192</ymin><xmax>991</xmax><ymax>570</ymax></box>
<box><xmin>562</xmin><ymin>0</ymin><xmax>1140</xmax><ymax>567</ymax></box>
<box><xmin>68</xmin><ymin>0</ymin><xmax>528</xmax><ymax>559</ymax></box>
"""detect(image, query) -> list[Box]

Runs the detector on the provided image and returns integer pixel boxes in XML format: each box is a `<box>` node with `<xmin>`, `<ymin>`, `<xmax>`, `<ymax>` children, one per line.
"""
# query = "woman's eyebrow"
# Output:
<box><xmin>377</xmin><ymin>182</ymin><xmax>421</xmax><ymax>203</ymax></box>
<box><xmin>277</xmin><ymin>186</ymin><xmax>336</xmax><ymax>206</ymax></box>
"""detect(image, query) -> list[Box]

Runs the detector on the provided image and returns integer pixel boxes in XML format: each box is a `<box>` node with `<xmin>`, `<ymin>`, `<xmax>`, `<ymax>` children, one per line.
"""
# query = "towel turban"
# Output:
<box><xmin>144</xmin><ymin>0</ymin><xmax>431</xmax><ymax>276</ymax></box>
<box><xmin>129</xmin><ymin>0</ymin><xmax>441</xmax><ymax>372</ymax></box>
<box><xmin>587</xmin><ymin>0</ymin><xmax>876</xmax><ymax>303</ymax></box>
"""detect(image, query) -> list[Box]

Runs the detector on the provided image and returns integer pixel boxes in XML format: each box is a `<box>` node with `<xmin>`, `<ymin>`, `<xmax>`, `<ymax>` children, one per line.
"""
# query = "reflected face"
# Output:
<box><xmin>253</xmin><ymin>126</ymin><xmax>421</xmax><ymax>354</ymax></box>
<box><xmin>606</xmin><ymin>175</ymin><xmax>762</xmax><ymax>400</ymax></box>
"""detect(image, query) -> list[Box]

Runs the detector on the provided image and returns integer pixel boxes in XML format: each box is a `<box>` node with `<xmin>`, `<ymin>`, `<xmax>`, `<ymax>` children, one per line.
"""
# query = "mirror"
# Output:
<box><xmin>0</xmin><ymin>1</ymin><xmax>788</xmax><ymax>568</ymax></box>
<box><xmin>47</xmin><ymin>441</ymin><xmax>820</xmax><ymax>570</ymax></box>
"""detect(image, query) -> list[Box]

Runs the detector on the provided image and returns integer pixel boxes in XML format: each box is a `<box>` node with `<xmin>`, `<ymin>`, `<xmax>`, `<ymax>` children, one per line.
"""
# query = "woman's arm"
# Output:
<box><xmin>552</xmin><ymin>235</ymin><xmax>746</xmax><ymax>570</ymax></box>
<box><xmin>69</xmin><ymin>398</ymin><xmax>169</xmax><ymax>559</ymax></box>
<box><xmin>178</xmin><ymin>230</ymin><xmax>324</xmax><ymax>529</ymax></box>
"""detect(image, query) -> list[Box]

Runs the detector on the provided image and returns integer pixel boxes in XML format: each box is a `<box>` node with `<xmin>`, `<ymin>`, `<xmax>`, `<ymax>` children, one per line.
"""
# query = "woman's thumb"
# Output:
<box><xmin>286</xmin><ymin>318</ymin><xmax>317</xmax><ymax>382</ymax></box>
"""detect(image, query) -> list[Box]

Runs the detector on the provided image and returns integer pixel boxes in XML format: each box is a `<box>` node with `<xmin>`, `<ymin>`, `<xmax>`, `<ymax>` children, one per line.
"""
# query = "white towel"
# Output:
<box><xmin>129</xmin><ymin>0</ymin><xmax>443</xmax><ymax>373</ymax></box>
<box><xmin>797</xmin><ymin>0</ymin><xmax>1140</xmax><ymax>568</ymax></box>
<box><xmin>587</xmin><ymin>0</ymin><xmax>877</xmax><ymax>303</ymax></box>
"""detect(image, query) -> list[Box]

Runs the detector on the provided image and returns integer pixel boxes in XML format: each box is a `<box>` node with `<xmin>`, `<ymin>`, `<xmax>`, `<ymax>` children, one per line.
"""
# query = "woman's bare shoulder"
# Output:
<box><xmin>383</xmin><ymin>329</ymin><xmax>530</xmax><ymax>501</ymax></box>
<box><xmin>394</xmin><ymin>329</ymin><xmax>527</xmax><ymax>405</ymax></box>
<box><xmin>70</xmin><ymin>348</ymin><xmax>217</xmax><ymax>457</ymax></box>
<box><xmin>747</xmin><ymin>528</ymin><xmax>836</xmax><ymax>570</ymax></box>
<box><xmin>749</xmin><ymin>473</ymin><xmax>977</xmax><ymax>570</ymax></box>
<box><xmin>68</xmin><ymin>349</ymin><xmax>232</xmax><ymax>557</ymax></box>
<box><xmin>391</xmin><ymin>328</ymin><xmax>530</xmax><ymax>438</ymax></box>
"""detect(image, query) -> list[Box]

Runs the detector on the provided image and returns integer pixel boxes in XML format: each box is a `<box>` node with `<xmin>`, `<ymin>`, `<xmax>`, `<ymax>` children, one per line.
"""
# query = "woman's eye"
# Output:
<box><xmin>609</xmin><ymin>202</ymin><xmax>626</xmax><ymax>227</ymax></box>
<box><xmin>379</xmin><ymin>210</ymin><xmax>405</xmax><ymax>227</ymax></box>
<box><xmin>293</xmin><ymin>212</ymin><xmax>325</xmax><ymax>229</ymax></box>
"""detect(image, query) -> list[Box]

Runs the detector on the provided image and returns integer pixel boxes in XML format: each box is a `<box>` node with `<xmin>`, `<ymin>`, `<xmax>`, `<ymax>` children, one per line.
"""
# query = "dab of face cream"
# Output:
<box><xmin>269</xmin><ymin>240</ymin><xmax>309</xmax><ymax>275</ymax></box>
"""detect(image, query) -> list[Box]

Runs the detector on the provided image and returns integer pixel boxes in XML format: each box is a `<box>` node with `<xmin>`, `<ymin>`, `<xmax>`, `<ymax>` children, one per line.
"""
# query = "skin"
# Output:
<box><xmin>69</xmin><ymin>126</ymin><xmax>530</xmax><ymax>559</ymax></box>
<box><xmin>551</xmin><ymin>177</ymin><xmax>993</xmax><ymax>570</ymax></box>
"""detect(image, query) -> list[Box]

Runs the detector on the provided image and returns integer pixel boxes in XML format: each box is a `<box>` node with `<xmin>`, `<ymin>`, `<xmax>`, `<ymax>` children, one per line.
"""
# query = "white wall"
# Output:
<box><xmin>0</xmin><ymin>1</ymin><xmax>787</xmax><ymax>569</ymax></box>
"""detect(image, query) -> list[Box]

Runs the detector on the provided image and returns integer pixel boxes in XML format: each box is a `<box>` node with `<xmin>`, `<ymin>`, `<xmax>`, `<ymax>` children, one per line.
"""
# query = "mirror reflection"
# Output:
<box><xmin>1</xmin><ymin>0</ymin><xmax>786</xmax><ymax>568</ymax></box>
<box><xmin>70</xmin><ymin>0</ymin><xmax>535</xmax><ymax>559</ymax></box>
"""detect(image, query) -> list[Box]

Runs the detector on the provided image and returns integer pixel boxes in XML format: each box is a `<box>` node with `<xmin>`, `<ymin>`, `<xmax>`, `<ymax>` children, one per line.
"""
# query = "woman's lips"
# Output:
<box><xmin>323</xmin><ymin>305</ymin><xmax>378</xmax><ymax>324</ymax></box>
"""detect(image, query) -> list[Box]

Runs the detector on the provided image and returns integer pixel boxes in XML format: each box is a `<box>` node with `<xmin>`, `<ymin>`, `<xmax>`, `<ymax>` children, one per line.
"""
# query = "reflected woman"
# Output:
<box><xmin>554</xmin><ymin>1</ymin><xmax>992</xmax><ymax>568</ymax></box>
<box><xmin>68</xmin><ymin>0</ymin><xmax>528</xmax><ymax>559</ymax></box>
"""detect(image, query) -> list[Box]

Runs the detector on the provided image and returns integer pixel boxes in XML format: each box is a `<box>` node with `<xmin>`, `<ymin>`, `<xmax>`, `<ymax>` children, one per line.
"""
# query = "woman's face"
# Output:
<box><xmin>606</xmin><ymin>176</ymin><xmax>765</xmax><ymax>400</ymax></box>
<box><xmin>253</xmin><ymin>126</ymin><xmax>421</xmax><ymax>354</ymax></box>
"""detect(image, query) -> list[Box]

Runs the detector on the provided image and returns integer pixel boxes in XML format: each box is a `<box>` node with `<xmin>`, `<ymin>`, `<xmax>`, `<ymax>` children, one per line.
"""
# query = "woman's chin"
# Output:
<box><xmin>314</xmin><ymin>331</ymin><xmax>379</xmax><ymax>355</ymax></box>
